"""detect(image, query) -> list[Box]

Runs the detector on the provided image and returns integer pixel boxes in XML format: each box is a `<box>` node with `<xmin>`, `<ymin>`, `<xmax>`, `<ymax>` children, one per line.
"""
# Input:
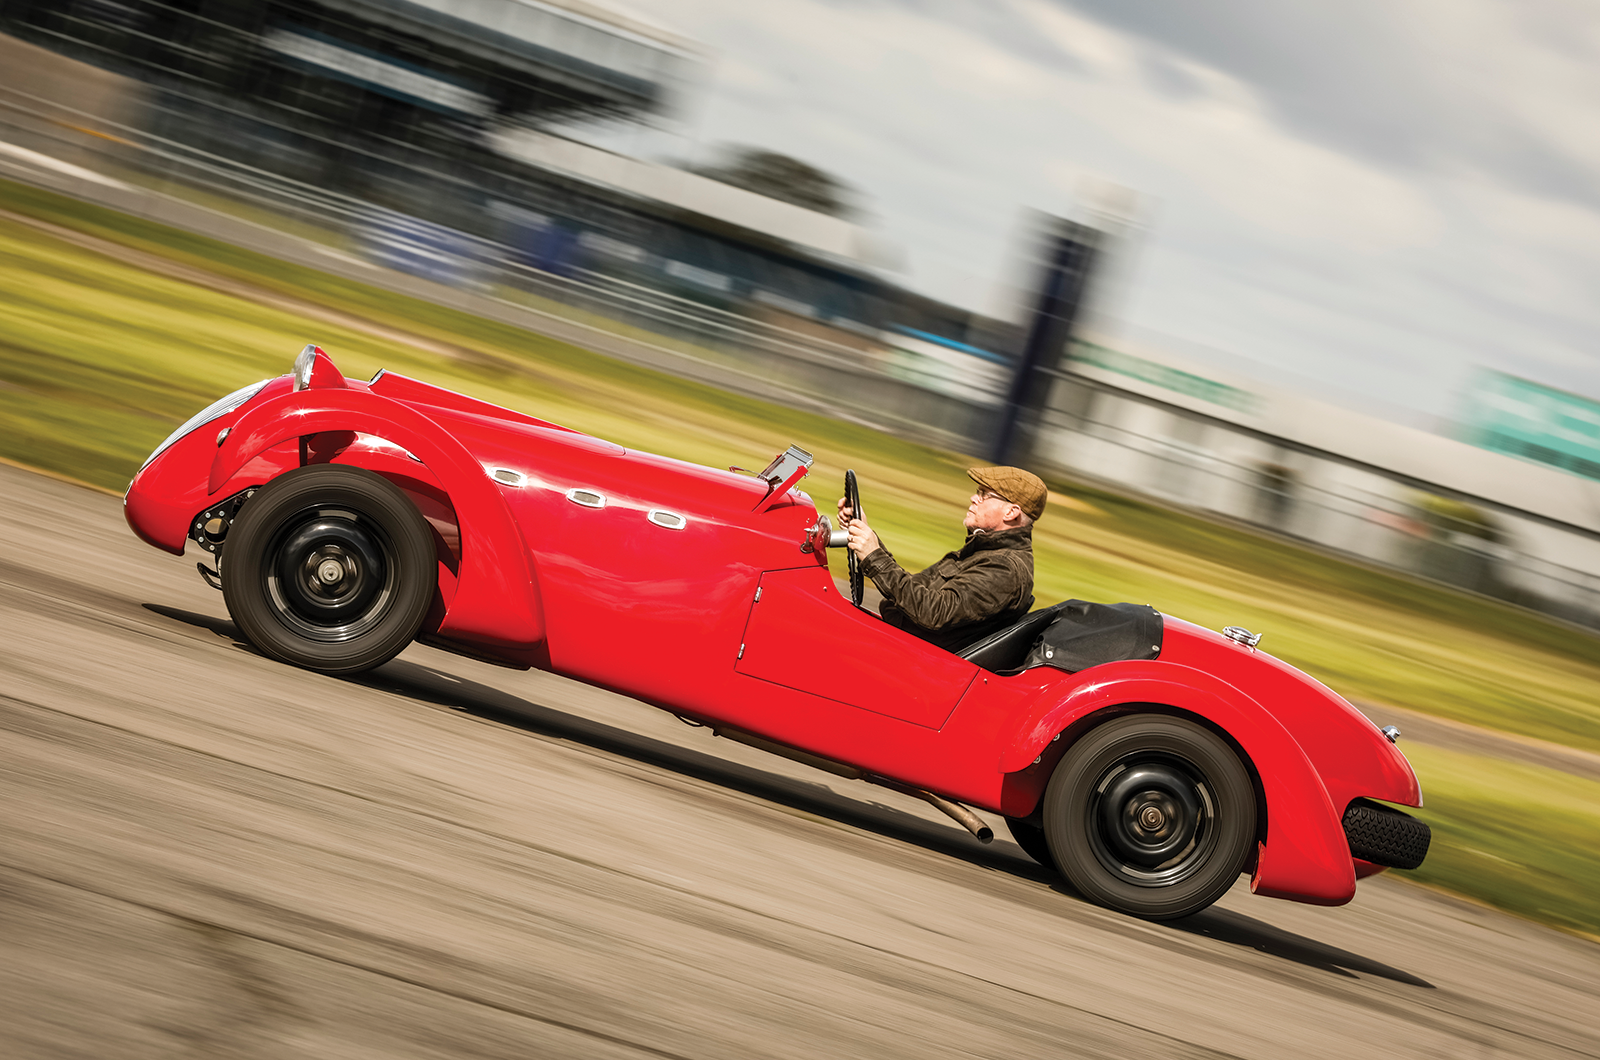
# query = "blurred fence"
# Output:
<box><xmin>2</xmin><ymin>29</ymin><xmax>1599</xmax><ymax>631</ymax></box>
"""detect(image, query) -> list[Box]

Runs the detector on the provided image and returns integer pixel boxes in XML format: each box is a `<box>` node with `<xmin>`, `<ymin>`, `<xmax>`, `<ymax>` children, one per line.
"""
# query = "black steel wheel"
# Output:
<box><xmin>1042</xmin><ymin>714</ymin><xmax>1256</xmax><ymax>920</ymax></box>
<box><xmin>222</xmin><ymin>465</ymin><xmax>435</xmax><ymax>675</ymax></box>
<box><xmin>1005</xmin><ymin>816</ymin><xmax>1056</xmax><ymax>870</ymax></box>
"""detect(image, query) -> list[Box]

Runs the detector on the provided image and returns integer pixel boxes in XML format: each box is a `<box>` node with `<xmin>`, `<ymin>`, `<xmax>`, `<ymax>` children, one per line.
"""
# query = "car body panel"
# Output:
<box><xmin>124</xmin><ymin>353</ymin><xmax>1429</xmax><ymax>911</ymax></box>
<box><xmin>210</xmin><ymin>384</ymin><xmax>544</xmax><ymax>648</ymax></box>
<box><xmin>991</xmin><ymin>659</ymin><xmax>1357</xmax><ymax>904</ymax></box>
<box><xmin>125</xmin><ymin>375</ymin><xmax>297</xmax><ymax>554</ymax></box>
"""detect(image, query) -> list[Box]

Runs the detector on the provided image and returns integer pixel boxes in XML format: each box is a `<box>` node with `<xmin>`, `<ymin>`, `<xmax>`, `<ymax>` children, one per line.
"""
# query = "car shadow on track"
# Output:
<box><xmin>141</xmin><ymin>604</ymin><xmax>1435</xmax><ymax>990</ymax></box>
<box><xmin>354</xmin><ymin>656</ymin><xmax>1049</xmax><ymax>880</ymax></box>
<box><xmin>1171</xmin><ymin>906</ymin><xmax>1434</xmax><ymax>987</ymax></box>
<box><xmin>143</xmin><ymin>603</ymin><xmax>253</xmax><ymax>645</ymax></box>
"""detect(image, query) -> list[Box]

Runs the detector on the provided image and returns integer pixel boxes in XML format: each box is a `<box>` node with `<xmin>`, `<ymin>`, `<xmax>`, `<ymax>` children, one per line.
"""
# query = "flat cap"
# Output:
<box><xmin>967</xmin><ymin>466</ymin><xmax>1047</xmax><ymax>521</ymax></box>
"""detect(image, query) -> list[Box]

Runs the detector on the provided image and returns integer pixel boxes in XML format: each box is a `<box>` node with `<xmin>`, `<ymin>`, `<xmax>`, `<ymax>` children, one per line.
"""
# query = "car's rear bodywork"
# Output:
<box><xmin>126</xmin><ymin>346</ymin><xmax>1429</xmax><ymax>917</ymax></box>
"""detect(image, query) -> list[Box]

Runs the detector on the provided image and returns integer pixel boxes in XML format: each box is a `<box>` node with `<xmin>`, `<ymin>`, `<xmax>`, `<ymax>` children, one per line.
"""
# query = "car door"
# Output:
<box><xmin>735</xmin><ymin>567</ymin><xmax>979</xmax><ymax>729</ymax></box>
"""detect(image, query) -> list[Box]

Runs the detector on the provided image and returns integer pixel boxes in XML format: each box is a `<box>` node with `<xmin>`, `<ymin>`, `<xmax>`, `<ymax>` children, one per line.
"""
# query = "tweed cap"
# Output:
<box><xmin>967</xmin><ymin>466</ymin><xmax>1047</xmax><ymax>521</ymax></box>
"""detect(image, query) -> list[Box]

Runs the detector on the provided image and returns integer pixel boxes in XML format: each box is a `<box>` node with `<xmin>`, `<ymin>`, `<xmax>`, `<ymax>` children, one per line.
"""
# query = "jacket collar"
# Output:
<box><xmin>959</xmin><ymin>524</ymin><xmax>1032</xmax><ymax>556</ymax></box>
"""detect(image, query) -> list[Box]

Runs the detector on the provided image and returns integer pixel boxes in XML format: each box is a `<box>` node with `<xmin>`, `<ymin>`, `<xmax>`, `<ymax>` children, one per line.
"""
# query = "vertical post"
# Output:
<box><xmin>992</xmin><ymin>219</ymin><xmax>1101</xmax><ymax>465</ymax></box>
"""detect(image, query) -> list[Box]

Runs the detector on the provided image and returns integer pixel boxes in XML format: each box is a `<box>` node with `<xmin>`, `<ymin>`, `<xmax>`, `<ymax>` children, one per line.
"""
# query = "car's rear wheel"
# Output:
<box><xmin>222</xmin><ymin>464</ymin><xmax>435</xmax><ymax>676</ymax></box>
<box><xmin>1042</xmin><ymin>713</ymin><xmax>1256</xmax><ymax>920</ymax></box>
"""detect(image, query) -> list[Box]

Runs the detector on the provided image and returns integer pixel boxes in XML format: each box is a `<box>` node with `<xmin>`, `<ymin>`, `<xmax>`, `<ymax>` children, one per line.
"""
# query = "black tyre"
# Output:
<box><xmin>1343</xmin><ymin>799</ymin><xmax>1430</xmax><ymax>869</ymax></box>
<box><xmin>222</xmin><ymin>464</ymin><xmax>435</xmax><ymax>676</ymax></box>
<box><xmin>1043</xmin><ymin>714</ymin><xmax>1257</xmax><ymax>920</ymax></box>
<box><xmin>1005</xmin><ymin>816</ymin><xmax>1056</xmax><ymax>870</ymax></box>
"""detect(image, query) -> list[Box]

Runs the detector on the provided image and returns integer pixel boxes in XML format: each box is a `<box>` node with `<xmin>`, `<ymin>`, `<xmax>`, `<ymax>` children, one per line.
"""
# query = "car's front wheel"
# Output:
<box><xmin>1042</xmin><ymin>713</ymin><xmax>1257</xmax><ymax>920</ymax></box>
<box><xmin>222</xmin><ymin>464</ymin><xmax>435</xmax><ymax>676</ymax></box>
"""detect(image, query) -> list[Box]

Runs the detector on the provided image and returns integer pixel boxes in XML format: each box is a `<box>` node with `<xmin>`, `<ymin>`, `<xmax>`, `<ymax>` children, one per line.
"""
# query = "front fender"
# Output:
<box><xmin>212</xmin><ymin>388</ymin><xmax>544</xmax><ymax>648</ymax></box>
<box><xmin>1001</xmin><ymin>662</ymin><xmax>1356</xmax><ymax>906</ymax></box>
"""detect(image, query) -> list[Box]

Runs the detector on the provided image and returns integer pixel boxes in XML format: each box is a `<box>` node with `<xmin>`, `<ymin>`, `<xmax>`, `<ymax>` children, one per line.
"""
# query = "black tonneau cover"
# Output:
<box><xmin>959</xmin><ymin>600</ymin><xmax>1163</xmax><ymax>675</ymax></box>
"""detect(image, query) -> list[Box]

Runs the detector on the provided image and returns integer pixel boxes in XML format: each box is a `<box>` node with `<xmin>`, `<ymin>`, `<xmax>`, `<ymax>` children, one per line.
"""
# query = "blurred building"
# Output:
<box><xmin>0</xmin><ymin>0</ymin><xmax>1012</xmax><ymax>360</ymax></box>
<box><xmin>0</xmin><ymin>0</ymin><xmax>697</xmax><ymax>146</ymax></box>
<box><xmin>1032</xmin><ymin>335</ymin><xmax>1600</xmax><ymax>625</ymax></box>
<box><xmin>1457</xmin><ymin>371</ymin><xmax>1600</xmax><ymax>483</ymax></box>
<box><xmin>0</xmin><ymin>0</ymin><xmax>698</xmax><ymax>222</ymax></box>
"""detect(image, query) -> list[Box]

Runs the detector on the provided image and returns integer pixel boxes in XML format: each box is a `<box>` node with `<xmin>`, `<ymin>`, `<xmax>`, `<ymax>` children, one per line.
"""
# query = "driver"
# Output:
<box><xmin>838</xmin><ymin>466</ymin><xmax>1044</xmax><ymax>652</ymax></box>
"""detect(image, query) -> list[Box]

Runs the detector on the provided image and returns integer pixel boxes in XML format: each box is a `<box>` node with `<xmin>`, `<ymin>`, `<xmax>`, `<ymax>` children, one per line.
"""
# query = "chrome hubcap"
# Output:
<box><xmin>1090</xmin><ymin>756</ymin><xmax>1217</xmax><ymax>886</ymax></box>
<box><xmin>265</xmin><ymin>508</ymin><xmax>396</xmax><ymax>643</ymax></box>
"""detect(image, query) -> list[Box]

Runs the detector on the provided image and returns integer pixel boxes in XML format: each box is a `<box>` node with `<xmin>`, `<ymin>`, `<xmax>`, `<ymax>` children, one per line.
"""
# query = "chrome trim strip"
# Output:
<box><xmin>647</xmin><ymin>509</ymin><xmax>687</xmax><ymax>530</ymax></box>
<box><xmin>491</xmin><ymin>468</ymin><xmax>526</xmax><ymax>487</ymax></box>
<box><xmin>566</xmin><ymin>488</ymin><xmax>606</xmax><ymax>509</ymax></box>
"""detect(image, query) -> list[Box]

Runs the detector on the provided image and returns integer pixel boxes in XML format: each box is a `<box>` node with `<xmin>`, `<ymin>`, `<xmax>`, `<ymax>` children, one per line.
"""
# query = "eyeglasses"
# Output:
<box><xmin>972</xmin><ymin>489</ymin><xmax>1009</xmax><ymax>504</ymax></box>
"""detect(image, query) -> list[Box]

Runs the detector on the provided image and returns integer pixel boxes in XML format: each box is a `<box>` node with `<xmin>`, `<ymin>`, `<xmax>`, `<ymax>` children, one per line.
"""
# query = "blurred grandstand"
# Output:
<box><xmin>1</xmin><ymin>0</ymin><xmax>1597</xmax><ymax>631</ymax></box>
<box><xmin>0</xmin><ymin>4</ymin><xmax>1006</xmax><ymax>327</ymax></box>
<box><xmin>0</xmin><ymin>0</ymin><xmax>1023</xmax><ymax>433</ymax></box>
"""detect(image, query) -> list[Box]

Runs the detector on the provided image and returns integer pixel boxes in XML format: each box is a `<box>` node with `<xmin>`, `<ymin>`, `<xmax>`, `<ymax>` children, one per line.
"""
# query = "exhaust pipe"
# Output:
<box><xmin>908</xmin><ymin>788</ymin><xmax>994</xmax><ymax>843</ymax></box>
<box><xmin>868</xmin><ymin>775</ymin><xmax>994</xmax><ymax>843</ymax></box>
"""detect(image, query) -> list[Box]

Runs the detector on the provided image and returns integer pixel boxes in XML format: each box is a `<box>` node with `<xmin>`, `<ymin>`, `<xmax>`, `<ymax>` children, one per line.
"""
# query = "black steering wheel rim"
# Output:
<box><xmin>844</xmin><ymin>469</ymin><xmax>864</xmax><ymax>607</ymax></box>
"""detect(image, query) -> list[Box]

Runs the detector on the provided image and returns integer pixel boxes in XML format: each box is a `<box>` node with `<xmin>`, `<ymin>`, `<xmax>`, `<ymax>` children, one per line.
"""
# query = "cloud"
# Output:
<box><xmin>1010</xmin><ymin>2</ymin><xmax>1441</xmax><ymax>251</ymax></box>
<box><xmin>633</xmin><ymin>0</ymin><xmax>1600</xmax><ymax>416</ymax></box>
<box><xmin>1053</xmin><ymin>0</ymin><xmax>1600</xmax><ymax>206</ymax></box>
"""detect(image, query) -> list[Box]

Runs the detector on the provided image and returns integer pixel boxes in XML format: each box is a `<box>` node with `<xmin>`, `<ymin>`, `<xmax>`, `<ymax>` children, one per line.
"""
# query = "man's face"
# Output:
<box><xmin>965</xmin><ymin>488</ymin><xmax>1017</xmax><ymax>532</ymax></box>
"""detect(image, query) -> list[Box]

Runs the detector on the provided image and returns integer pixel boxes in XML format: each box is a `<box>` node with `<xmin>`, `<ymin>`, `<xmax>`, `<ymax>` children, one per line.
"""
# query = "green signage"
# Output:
<box><xmin>1461</xmin><ymin>371</ymin><xmax>1600</xmax><ymax>481</ymax></box>
<box><xmin>1068</xmin><ymin>341</ymin><xmax>1261</xmax><ymax>414</ymax></box>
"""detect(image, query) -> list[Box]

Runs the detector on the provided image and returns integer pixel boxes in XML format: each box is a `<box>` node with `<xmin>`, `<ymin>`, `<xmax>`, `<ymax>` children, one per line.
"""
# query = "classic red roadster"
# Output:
<box><xmin>125</xmin><ymin>344</ymin><xmax>1431</xmax><ymax>920</ymax></box>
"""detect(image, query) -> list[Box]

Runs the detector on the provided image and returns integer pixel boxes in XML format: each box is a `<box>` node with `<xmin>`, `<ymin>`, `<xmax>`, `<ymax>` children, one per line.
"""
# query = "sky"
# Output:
<box><xmin>605</xmin><ymin>0</ymin><xmax>1600</xmax><ymax>427</ymax></box>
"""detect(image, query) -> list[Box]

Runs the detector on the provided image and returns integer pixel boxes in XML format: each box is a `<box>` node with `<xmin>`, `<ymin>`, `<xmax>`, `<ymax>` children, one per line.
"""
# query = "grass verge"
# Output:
<box><xmin>1405</xmin><ymin>743</ymin><xmax>1600</xmax><ymax>938</ymax></box>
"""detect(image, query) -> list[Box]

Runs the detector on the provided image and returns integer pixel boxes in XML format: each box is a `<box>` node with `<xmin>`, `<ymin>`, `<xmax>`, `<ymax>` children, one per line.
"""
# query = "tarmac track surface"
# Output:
<box><xmin>2</xmin><ymin>461</ymin><xmax>1597</xmax><ymax>1060</ymax></box>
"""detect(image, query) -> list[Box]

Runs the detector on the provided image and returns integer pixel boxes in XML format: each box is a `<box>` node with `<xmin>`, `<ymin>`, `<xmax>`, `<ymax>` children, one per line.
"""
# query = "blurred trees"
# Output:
<box><xmin>692</xmin><ymin>146</ymin><xmax>857</xmax><ymax>218</ymax></box>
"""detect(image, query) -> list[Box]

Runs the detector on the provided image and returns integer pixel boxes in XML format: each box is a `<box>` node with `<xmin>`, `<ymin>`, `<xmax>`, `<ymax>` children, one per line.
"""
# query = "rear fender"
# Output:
<box><xmin>211</xmin><ymin>388</ymin><xmax>543</xmax><ymax>648</ymax></box>
<box><xmin>1000</xmin><ymin>662</ymin><xmax>1356</xmax><ymax>905</ymax></box>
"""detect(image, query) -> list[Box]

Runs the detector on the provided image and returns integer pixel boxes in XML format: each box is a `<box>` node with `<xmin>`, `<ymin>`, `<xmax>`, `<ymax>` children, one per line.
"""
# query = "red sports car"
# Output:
<box><xmin>125</xmin><ymin>344</ymin><xmax>1431</xmax><ymax>920</ymax></box>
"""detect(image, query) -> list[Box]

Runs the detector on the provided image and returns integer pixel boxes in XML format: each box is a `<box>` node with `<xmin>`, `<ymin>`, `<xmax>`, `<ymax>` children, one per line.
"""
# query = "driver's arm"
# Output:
<box><xmin>861</xmin><ymin>549</ymin><xmax>1030</xmax><ymax>632</ymax></box>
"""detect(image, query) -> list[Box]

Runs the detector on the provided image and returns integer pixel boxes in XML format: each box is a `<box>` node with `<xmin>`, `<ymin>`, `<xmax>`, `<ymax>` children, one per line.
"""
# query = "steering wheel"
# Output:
<box><xmin>844</xmin><ymin>469</ymin><xmax>865</xmax><ymax>607</ymax></box>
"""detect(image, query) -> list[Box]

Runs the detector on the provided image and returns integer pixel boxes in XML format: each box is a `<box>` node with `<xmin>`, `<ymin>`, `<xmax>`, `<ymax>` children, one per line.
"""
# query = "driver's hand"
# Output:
<box><xmin>845</xmin><ymin>516</ymin><xmax>880</xmax><ymax>560</ymax></box>
<box><xmin>836</xmin><ymin>497</ymin><xmax>853</xmax><ymax>526</ymax></box>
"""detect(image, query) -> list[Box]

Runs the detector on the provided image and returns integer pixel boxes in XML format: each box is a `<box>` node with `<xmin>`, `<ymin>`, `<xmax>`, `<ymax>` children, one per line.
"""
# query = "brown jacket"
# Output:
<box><xmin>859</xmin><ymin>525</ymin><xmax>1034</xmax><ymax>652</ymax></box>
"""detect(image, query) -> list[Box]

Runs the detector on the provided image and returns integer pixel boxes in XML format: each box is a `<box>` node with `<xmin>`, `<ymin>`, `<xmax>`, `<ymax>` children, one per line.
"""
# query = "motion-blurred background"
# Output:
<box><xmin>1</xmin><ymin>0</ymin><xmax>1596</xmax><ymax>940</ymax></box>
